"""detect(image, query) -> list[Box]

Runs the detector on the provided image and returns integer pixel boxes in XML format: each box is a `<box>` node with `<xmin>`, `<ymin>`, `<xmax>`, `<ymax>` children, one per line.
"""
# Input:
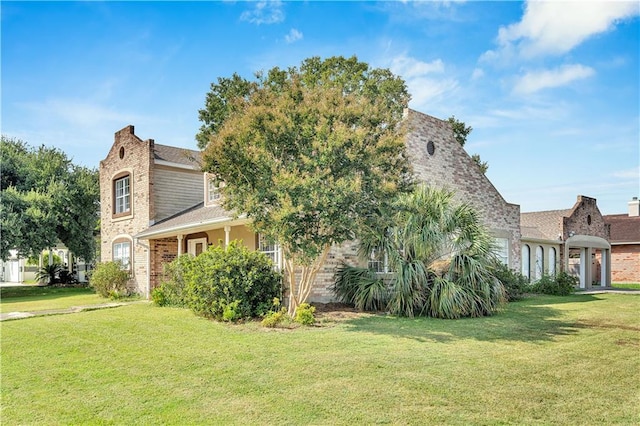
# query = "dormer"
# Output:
<box><xmin>204</xmin><ymin>172</ymin><xmax>224</xmax><ymax>207</ymax></box>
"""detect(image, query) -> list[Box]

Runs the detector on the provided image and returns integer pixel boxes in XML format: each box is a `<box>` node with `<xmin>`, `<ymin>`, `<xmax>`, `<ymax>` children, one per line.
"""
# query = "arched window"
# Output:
<box><xmin>113</xmin><ymin>238</ymin><xmax>132</xmax><ymax>270</ymax></box>
<box><xmin>549</xmin><ymin>247</ymin><xmax>556</xmax><ymax>276</ymax></box>
<box><xmin>521</xmin><ymin>245</ymin><xmax>530</xmax><ymax>279</ymax></box>
<box><xmin>535</xmin><ymin>246</ymin><xmax>544</xmax><ymax>280</ymax></box>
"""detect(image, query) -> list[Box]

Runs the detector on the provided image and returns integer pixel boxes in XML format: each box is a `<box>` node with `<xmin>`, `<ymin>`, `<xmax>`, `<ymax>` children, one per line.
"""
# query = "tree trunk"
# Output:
<box><xmin>286</xmin><ymin>245</ymin><xmax>331</xmax><ymax>316</ymax></box>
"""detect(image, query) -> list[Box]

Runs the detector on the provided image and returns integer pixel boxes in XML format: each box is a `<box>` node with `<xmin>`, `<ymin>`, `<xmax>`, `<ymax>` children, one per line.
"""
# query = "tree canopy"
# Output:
<box><xmin>198</xmin><ymin>56</ymin><xmax>414</xmax><ymax>313</ymax></box>
<box><xmin>0</xmin><ymin>136</ymin><xmax>99</xmax><ymax>262</ymax></box>
<box><xmin>447</xmin><ymin>115</ymin><xmax>488</xmax><ymax>174</ymax></box>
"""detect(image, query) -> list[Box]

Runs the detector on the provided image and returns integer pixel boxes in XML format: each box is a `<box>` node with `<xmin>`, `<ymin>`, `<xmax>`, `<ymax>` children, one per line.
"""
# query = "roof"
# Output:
<box><xmin>154</xmin><ymin>143</ymin><xmax>201</xmax><ymax>168</ymax></box>
<box><xmin>136</xmin><ymin>202</ymin><xmax>241</xmax><ymax>239</ymax></box>
<box><xmin>520</xmin><ymin>209</ymin><xmax>570</xmax><ymax>241</ymax></box>
<box><xmin>604</xmin><ymin>214</ymin><xmax>640</xmax><ymax>243</ymax></box>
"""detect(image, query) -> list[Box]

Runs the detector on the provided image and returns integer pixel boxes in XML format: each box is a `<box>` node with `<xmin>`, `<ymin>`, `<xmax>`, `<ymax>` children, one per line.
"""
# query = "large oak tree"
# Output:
<box><xmin>198</xmin><ymin>56</ymin><xmax>414</xmax><ymax>314</ymax></box>
<box><xmin>0</xmin><ymin>136</ymin><xmax>99</xmax><ymax>263</ymax></box>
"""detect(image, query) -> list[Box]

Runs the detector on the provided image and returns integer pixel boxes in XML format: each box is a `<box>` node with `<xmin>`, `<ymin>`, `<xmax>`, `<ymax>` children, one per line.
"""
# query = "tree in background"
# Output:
<box><xmin>0</xmin><ymin>136</ymin><xmax>99</xmax><ymax>263</ymax></box>
<box><xmin>198</xmin><ymin>56</ymin><xmax>414</xmax><ymax>315</ymax></box>
<box><xmin>447</xmin><ymin>116</ymin><xmax>488</xmax><ymax>174</ymax></box>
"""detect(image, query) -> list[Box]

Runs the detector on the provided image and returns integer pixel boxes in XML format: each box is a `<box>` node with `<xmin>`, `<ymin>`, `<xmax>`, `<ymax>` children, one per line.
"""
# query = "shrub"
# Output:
<box><xmin>294</xmin><ymin>303</ymin><xmax>316</xmax><ymax>325</ymax></box>
<box><xmin>532</xmin><ymin>272</ymin><xmax>576</xmax><ymax>296</ymax></box>
<box><xmin>182</xmin><ymin>241</ymin><xmax>282</xmax><ymax>321</ymax></box>
<box><xmin>35</xmin><ymin>263</ymin><xmax>63</xmax><ymax>285</ymax></box>
<box><xmin>261</xmin><ymin>308</ymin><xmax>289</xmax><ymax>328</ymax></box>
<box><xmin>90</xmin><ymin>261</ymin><xmax>131</xmax><ymax>299</ymax></box>
<box><xmin>151</xmin><ymin>256</ymin><xmax>193</xmax><ymax>307</ymax></box>
<box><xmin>332</xmin><ymin>263</ymin><xmax>388</xmax><ymax>311</ymax></box>
<box><xmin>492</xmin><ymin>263</ymin><xmax>530</xmax><ymax>301</ymax></box>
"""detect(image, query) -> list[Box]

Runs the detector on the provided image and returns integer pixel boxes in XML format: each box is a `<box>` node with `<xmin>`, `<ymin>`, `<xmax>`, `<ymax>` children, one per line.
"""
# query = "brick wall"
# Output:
<box><xmin>562</xmin><ymin>196</ymin><xmax>610</xmax><ymax>241</ymax></box>
<box><xmin>306</xmin><ymin>111</ymin><xmax>522</xmax><ymax>303</ymax></box>
<box><xmin>611</xmin><ymin>244</ymin><xmax>640</xmax><ymax>282</ymax></box>
<box><xmin>100</xmin><ymin>126</ymin><xmax>154</xmax><ymax>295</ymax></box>
<box><xmin>404</xmin><ymin>110</ymin><xmax>521</xmax><ymax>271</ymax></box>
<box><xmin>150</xmin><ymin>238</ymin><xmax>179</xmax><ymax>289</ymax></box>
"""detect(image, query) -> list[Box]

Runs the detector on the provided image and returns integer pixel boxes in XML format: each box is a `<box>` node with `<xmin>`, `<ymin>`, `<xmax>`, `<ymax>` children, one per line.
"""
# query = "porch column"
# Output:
<box><xmin>579</xmin><ymin>248</ymin><xmax>587</xmax><ymax>289</ymax></box>
<box><xmin>601</xmin><ymin>249</ymin><xmax>610</xmax><ymax>287</ymax></box>
<box><xmin>224</xmin><ymin>226</ymin><xmax>231</xmax><ymax>247</ymax></box>
<box><xmin>585</xmin><ymin>247</ymin><xmax>593</xmax><ymax>289</ymax></box>
<box><xmin>177</xmin><ymin>234</ymin><xmax>183</xmax><ymax>256</ymax></box>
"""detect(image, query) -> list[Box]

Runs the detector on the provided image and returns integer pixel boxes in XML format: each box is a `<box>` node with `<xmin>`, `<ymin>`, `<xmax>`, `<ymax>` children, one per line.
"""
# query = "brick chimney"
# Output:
<box><xmin>629</xmin><ymin>197</ymin><xmax>639</xmax><ymax>217</ymax></box>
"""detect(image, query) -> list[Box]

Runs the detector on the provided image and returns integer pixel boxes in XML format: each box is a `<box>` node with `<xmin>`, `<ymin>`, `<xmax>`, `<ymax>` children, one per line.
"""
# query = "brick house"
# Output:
<box><xmin>520</xmin><ymin>195</ymin><xmax>612</xmax><ymax>288</ymax></box>
<box><xmin>99</xmin><ymin>110</ymin><xmax>521</xmax><ymax>301</ymax></box>
<box><xmin>603</xmin><ymin>198</ymin><xmax>640</xmax><ymax>283</ymax></box>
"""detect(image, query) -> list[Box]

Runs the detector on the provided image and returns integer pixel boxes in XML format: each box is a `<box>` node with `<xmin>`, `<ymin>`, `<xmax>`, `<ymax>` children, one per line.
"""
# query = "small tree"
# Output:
<box><xmin>447</xmin><ymin>116</ymin><xmax>488</xmax><ymax>174</ymax></box>
<box><xmin>199</xmin><ymin>56</ymin><xmax>413</xmax><ymax>315</ymax></box>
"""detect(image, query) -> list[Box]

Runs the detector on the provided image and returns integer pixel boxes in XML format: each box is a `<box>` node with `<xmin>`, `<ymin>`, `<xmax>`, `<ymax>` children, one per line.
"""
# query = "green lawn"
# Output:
<box><xmin>613</xmin><ymin>282</ymin><xmax>640</xmax><ymax>290</ymax></box>
<box><xmin>0</xmin><ymin>286</ymin><xmax>106</xmax><ymax>313</ymax></box>
<box><xmin>2</xmin><ymin>294</ymin><xmax>639</xmax><ymax>424</ymax></box>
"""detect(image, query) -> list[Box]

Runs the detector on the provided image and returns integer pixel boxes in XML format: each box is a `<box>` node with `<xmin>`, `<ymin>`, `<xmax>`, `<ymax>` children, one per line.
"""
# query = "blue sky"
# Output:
<box><xmin>2</xmin><ymin>1</ymin><xmax>638</xmax><ymax>215</ymax></box>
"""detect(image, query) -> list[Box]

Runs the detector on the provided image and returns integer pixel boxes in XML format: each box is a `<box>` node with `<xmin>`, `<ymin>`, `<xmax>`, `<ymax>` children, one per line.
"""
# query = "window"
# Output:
<box><xmin>368</xmin><ymin>249</ymin><xmax>389</xmax><ymax>273</ymax></box>
<box><xmin>258</xmin><ymin>234</ymin><xmax>280</xmax><ymax>270</ymax></box>
<box><xmin>113</xmin><ymin>241</ymin><xmax>131</xmax><ymax>270</ymax></box>
<box><xmin>549</xmin><ymin>247</ymin><xmax>556</xmax><ymax>276</ymax></box>
<box><xmin>114</xmin><ymin>175</ymin><xmax>131</xmax><ymax>215</ymax></box>
<box><xmin>535</xmin><ymin>246</ymin><xmax>544</xmax><ymax>280</ymax></box>
<box><xmin>521</xmin><ymin>244</ymin><xmax>530</xmax><ymax>279</ymax></box>
<box><xmin>494</xmin><ymin>238</ymin><xmax>509</xmax><ymax>265</ymax></box>
<box><xmin>208</xmin><ymin>178</ymin><xmax>221</xmax><ymax>203</ymax></box>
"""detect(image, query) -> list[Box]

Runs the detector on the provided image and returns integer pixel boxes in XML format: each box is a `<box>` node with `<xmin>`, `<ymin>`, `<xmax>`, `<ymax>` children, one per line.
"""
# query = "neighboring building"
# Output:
<box><xmin>0</xmin><ymin>243</ymin><xmax>90</xmax><ymax>283</ymax></box>
<box><xmin>520</xmin><ymin>195</ymin><xmax>611</xmax><ymax>289</ymax></box>
<box><xmin>604</xmin><ymin>197</ymin><xmax>640</xmax><ymax>283</ymax></box>
<box><xmin>99</xmin><ymin>110</ymin><xmax>521</xmax><ymax>301</ymax></box>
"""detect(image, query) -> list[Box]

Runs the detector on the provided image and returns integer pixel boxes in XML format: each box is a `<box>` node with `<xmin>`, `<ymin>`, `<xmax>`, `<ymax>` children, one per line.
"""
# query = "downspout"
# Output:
<box><xmin>135</xmin><ymin>238</ymin><xmax>151</xmax><ymax>299</ymax></box>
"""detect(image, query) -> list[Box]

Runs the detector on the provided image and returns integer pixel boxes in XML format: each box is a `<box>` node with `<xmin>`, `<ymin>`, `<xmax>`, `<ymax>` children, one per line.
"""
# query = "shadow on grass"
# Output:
<box><xmin>0</xmin><ymin>286</ymin><xmax>95</xmax><ymax>305</ymax></box>
<box><xmin>341</xmin><ymin>294</ymin><xmax>605</xmax><ymax>344</ymax></box>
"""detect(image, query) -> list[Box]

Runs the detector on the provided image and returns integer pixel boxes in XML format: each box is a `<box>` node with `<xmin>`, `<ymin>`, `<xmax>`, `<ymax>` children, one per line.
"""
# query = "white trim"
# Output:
<box><xmin>187</xmin><ymin>238</ymin><xmax>208</xmax><ymax>256</ymax></box>
<box><xmin>135</xmin><ymin>215</ymin><xmax>249</xmax><ymax>240</ymax></box>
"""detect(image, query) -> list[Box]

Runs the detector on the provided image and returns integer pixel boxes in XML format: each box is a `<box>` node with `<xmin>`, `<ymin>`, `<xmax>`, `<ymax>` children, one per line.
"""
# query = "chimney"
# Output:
<box><xmin>629</xmin><ymin>197</ymin><xmax>639</xmax><ymax>217</ymax></box>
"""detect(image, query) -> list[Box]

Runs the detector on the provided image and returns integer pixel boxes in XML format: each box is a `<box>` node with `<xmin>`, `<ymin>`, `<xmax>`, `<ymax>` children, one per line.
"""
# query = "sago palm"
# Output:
<box><xmin>336</xmin><ymin>185</ymin><xmax>505</xmax><ymax>318</ymax></box>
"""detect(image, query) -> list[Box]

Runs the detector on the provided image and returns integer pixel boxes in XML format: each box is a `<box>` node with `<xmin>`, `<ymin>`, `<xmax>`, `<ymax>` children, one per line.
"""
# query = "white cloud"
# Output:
<box><xmin>284</xmin><ymin>28</ymin><xmax>303</xmax><ymax>44</ymax></box>
<box><xmin>386</xmin><ymin>54</ymin><xmax>457</xmax><ymax>109</ymax></box>
<box><xmin>489</xmin><ymin>0</ymin><xmax>639</xmax><ymax>59</ymax></box>
<box><xmin>240</xmin><ymin>1</ymin><xmax>285</xmax><ymax>25</ymax></box>
<box><xmin>471</xmin><ymin>68</ymin><xmax>484</xmax><ymax>80</ymax></box>
<box><xmin>612</xmin><ymin>166</ymin><xmax>640</xmax><ymax>180</ymax></box>
<box><xmin>513</xmin><ymin>64</ymin><xmax>595</xmax><ymax>95</ymax></box>
<box><xmin>390</xmin><ymin>55</ymin><xmax>444</xmax><ymax>78</ymax></box>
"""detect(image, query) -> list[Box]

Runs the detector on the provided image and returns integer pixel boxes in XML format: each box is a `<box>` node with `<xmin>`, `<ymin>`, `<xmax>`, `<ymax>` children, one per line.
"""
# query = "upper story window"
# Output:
<box><xmin>208</xmin><ymin>178</ymin><xmax>221</xmax><ymax>203</ymax></box>
<box><xmin>113</xmin><ymin>240</ymin><xmax>131</xmax><ymax>270</ymax></box>
<box><xmin>114</xmin><ymin>174</ymin><xmax>131</xmax><ymax>216</ymax></box>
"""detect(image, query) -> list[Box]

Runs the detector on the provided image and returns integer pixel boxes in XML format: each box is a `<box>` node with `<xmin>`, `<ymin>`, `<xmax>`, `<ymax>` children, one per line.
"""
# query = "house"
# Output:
<box><xmin>1</xmin><ymin>243</ymin><xmax>91</xmax><ymax>283</ymax></box>
<box><xmin>603</xmin><ymin>197</ymin><xmax>640</xmax><ymax>283</ymax></box>
<box><xmin>99</xmin><ymin>110</ymin><xmax>521</xmax><ymax>301</ymax></box>
<box><xmin>520</xmin><ymin>195</ymin><xmax>612</xmax><ymax>288</ymax></box>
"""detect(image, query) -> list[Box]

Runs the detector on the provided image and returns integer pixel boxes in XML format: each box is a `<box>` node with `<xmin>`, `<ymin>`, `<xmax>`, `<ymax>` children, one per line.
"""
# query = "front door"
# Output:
<box><xmin>187</xmin><ymin>238</ymin><xmax>207</xmax><ymax>256</ymax></box>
